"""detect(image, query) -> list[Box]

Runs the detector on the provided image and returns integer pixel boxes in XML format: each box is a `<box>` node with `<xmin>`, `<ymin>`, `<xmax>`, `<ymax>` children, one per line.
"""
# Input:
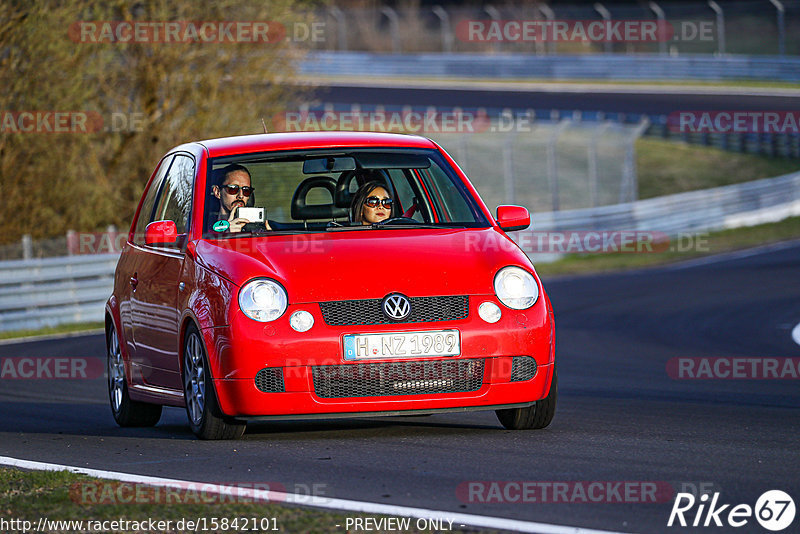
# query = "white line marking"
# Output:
<box><xmin>0</xmin><ymin>455</ymin><xmax>632</xmax><ymax>534</ymax></box>
<box><xmin>792</xmin><ymin>322</ymin><xmax>800</xmax><ymax>348</ymax></box>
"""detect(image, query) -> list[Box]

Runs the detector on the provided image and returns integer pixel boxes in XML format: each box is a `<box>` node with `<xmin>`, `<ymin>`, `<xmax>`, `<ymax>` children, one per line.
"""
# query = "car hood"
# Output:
<box><xmin>192</xmin><ymin>228</ymin><xmax>535</xmax><ymax>303</ymax></box>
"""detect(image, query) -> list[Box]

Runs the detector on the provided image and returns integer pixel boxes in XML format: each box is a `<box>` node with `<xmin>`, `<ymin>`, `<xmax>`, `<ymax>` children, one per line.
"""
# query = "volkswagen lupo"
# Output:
<box><xmin>105</xmin><ymin>132</ymin><xmax>556</xmax><ymax>439</ymax></box>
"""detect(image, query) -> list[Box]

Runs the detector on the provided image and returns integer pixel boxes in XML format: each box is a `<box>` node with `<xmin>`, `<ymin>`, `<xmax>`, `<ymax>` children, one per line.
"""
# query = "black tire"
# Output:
<box><xmin>107</xmin><ymin>323</ymin><xmax>162</xmax><ymax>427</ymax></box>
<box><xmin>496</xmin><ymin>367</ymin><xmax>557</xmax><ymax>430</ymax></box>
<box><xmin>183</xmin><ymin>325</ymin><xmax>246</xmax><ymax>440</ymax></box>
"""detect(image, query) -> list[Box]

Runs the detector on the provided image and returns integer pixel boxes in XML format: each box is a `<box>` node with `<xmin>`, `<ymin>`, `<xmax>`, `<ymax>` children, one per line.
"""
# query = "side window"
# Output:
<box><xmin>133</xmin><ymin>155</ymin><xmax>174</xmax><ymax>244</ymax></box>
<box><xmin>152</xmin><ymin>154</ymin><xmax>195</xmax><ymax>235</ymax></box>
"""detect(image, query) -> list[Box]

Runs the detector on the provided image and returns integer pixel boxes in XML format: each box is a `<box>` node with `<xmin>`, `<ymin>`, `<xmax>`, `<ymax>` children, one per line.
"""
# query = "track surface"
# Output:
<box><xmin>309</xmin><ymin>84</ymin><xmax>800</xmax><ymax>115</ymax></box>
<box><xmin>1</xmin><ymin>243</ymin><xmax>799</xmax><ymax>533</ymax></box>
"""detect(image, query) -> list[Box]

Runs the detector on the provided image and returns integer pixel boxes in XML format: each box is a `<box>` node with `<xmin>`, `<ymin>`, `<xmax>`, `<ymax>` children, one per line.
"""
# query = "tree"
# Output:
<box><xmin>0</xmin><ymin>0</ymin><xmax>314</xmax><ymax>242</ymax></box>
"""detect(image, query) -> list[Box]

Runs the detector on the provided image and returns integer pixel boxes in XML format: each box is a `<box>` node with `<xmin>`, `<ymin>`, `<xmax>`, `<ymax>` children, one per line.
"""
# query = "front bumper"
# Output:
<box><xmin>202</xmin><ymin>295</ymin><xmax>554</xmax><ymax>417</ymax></box>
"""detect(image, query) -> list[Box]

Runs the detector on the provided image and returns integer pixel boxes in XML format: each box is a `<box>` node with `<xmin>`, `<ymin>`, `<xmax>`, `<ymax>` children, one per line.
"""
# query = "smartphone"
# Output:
<box><xmin>234</xmin><ymin>207</ymin><xmax>265</xmax><ymax>222</ymax></box>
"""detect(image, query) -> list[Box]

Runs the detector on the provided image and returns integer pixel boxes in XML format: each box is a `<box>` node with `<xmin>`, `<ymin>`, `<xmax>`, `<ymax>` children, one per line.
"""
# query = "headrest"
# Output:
<box><xmin>291</xmin><ymin>176</ymin><xmax>349</xmax><ymax>220</ymax></box>
<box><xmin>334</xmin><ymin>170</ymin><xmax>391</xmax><ymax>208</ymax></box>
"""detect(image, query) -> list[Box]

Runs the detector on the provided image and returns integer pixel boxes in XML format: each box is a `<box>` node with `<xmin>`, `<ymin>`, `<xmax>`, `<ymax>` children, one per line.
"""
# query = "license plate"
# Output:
<box><xmin>343</xmin><ymin>330</ymin><xmax>460</xmax><ymax>360</ymax></box>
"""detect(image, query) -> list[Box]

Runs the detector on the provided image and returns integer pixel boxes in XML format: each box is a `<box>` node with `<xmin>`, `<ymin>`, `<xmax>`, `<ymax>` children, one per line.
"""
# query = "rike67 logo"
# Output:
<box><xmin>668</xmin><ymin>490</ymin><xmax>795</xmax><ymax>531</ymax></box>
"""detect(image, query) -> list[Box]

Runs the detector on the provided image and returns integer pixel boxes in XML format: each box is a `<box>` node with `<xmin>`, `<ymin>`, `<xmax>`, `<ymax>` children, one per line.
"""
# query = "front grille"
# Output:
<box><xmin>319</xmin><ymin>296</ymin><xmax>468</xmax><ymax>326</ymax></box>
<box><xmin>312</xmin><ymin>359</ymin><xmax>485</xmax><ymax>398</ymax></box>
<box><xmin>255</xmin><ymin>367</ymin><xmax>285</xmax><ymax>393</ymax></box>
<box><xmin>510</xmin><ymin>356</ymin><xmax>537</xmax><ymax>382</ymax></box>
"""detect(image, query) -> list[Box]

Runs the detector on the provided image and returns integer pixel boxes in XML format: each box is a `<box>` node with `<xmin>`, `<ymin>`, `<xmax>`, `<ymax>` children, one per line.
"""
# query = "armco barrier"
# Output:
<box><xmin>300</xmin><ymin>52</ymin><xmax>800</xmax><ymax>82</ymax></box>
<box><xmin>0</xmin><ymin>254</ymin><xmax>117</xmax><ymax>332</ymax></box>
<box><xmin>525</xmin><ymin>170</ymin><xmax>800</xmax><ymax>236</ymax></box>
<box><xmin>1</xmin><ymin>171</ymin><xmax>799</xmax><ymax>332</ymax></box>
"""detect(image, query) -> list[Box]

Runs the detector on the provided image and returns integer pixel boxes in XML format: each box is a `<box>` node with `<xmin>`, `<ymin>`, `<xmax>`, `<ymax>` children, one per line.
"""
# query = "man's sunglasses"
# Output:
<box><xmin>222</xmin><ymin>184</ymin><xmax>254</xmax><ymax>196</ymax></box>
<box><xmin>364</xmin><ymin>196</ymin><xmax>393</xmax><ymax>208</ymax></box>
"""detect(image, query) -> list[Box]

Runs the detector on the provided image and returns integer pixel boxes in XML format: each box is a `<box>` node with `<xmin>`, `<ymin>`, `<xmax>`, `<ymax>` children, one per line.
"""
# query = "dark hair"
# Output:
<box><xmin>214</xmin><ymin>163</ymin><xmax>251</xmax><ymax>186</ymax></box>
<box><xmin>350</xmin><ymin>180</ymin><xmax>394</xmax><ymax>223</ymax></box>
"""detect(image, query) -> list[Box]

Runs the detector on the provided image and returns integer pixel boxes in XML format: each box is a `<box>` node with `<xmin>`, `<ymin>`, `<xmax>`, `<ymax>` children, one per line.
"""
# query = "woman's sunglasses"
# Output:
<box><xmin>364</xmin><ymin>196</ymin><xmax>393</xmax><ymax>208</ymax></box>
<box><xmin>222</xmin><ymin>184</ymin><xmax>254</xmax><ymax>196</ymax></box>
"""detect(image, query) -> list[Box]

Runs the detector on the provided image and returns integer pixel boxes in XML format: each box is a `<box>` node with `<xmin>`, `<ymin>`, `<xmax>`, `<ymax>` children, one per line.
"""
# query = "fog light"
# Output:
<box><xmin>478</xmin><ymin>302</ymin><xmax>502</xmax><ymax>323</ymax></box>
<box><xmin>290</xmin><ymin>310</ymin><xmax>314</xmax><ymax>332</ymax></box>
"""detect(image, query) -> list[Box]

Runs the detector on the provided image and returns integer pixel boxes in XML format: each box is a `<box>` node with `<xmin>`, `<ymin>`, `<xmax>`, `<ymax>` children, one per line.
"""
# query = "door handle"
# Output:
<box><xmin>130</xmin><ymin>274</ymin><xmax>138</xmax><ymax>290</ymax></box>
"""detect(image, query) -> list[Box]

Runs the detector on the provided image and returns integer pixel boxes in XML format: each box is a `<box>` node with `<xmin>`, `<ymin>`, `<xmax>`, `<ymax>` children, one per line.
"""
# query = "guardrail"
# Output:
<box><xmin>301</xmin><ymin>52</ymin><xmax>800</xmax><ymax>82</ymax></box>
<box><xmin>0</xmin><ymin>254</ymin><xmax>117</xmax><ymax>333</ymax></box>
<box><xmin>1</xmin><ymin>171</ymin><xmax>799</xmax><ymax>332</ymax></box>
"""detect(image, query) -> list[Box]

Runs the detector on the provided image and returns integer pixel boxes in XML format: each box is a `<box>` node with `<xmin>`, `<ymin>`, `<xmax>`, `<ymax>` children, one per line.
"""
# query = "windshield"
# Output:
<box><xmin>203</xmin><ymin>148</ymin><xmax>488</xmax><ymax>237</ymax></box>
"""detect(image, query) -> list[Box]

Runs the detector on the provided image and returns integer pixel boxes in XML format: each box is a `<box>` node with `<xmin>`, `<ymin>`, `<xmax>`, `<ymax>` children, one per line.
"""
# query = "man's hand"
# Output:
<box><xmin>228</xmin><ymin>209</ymin><xmax>250</xmax><ymax>233</ymax></box>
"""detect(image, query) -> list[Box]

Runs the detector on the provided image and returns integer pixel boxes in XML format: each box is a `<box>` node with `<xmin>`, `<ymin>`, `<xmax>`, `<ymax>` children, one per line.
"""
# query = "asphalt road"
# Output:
<box><xmin>1</xmin><ymin>243</ymin><xmax>799</xmax><ymax>533</ymax></box>
<box><xmin>309</xmin><ymin>84</ymin><xmax>800</xmax><ymax>115</ymax></box>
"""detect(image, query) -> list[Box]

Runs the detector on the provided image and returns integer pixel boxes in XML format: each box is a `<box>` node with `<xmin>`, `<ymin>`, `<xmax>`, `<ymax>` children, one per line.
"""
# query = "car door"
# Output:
<box><xmin>129</xmin><ymin>153</ymin><xmax>195</xmax><ymax>391</ymax></box>
<box><xmin>117</xmin><ymin>154</ymin><xmax>173</xmax><ymax>376</ymax></box>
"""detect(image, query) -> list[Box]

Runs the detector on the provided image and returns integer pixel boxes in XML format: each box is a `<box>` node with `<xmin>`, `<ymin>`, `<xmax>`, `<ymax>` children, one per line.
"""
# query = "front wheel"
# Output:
<box><xmin>107</xmin><ymin>323</ymin><xmax>162</xmax><ymax>427</ymax></box>
<box><xmin>183</xmin><ymin>325</ymin><xmax>246</xmax><ymax>440</ymax></box>
<box><xmin>496</xmin><ymin>367</ymin><xmax>557</xmax><ymax>430</ymax></box>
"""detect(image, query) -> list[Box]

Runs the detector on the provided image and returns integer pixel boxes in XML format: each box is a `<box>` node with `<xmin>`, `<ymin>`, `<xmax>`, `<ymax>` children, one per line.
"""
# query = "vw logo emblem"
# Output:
<box><xmin>382</xmin><ymin>293</ymin><xmax>411</xmax><ymax>321</ymax></box>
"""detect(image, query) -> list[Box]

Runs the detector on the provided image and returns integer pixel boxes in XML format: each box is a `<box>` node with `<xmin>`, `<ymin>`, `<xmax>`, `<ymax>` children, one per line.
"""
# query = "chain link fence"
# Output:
<box><xmin>430</xmin><ymin>117</ymin><xmax>648</xmax><ymax>214</ymax></box>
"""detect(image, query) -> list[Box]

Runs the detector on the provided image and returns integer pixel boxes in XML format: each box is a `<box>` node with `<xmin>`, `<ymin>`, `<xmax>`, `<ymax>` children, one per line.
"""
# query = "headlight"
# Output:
<box><xmin>493</xmin><ymin>266</ymin><xmax>539</xmax><ymax>310</ymax></box>
<box><xmin>238</xmin><ymin>279</ymin><xmax>288</xmax><ymax>322</ymax></box>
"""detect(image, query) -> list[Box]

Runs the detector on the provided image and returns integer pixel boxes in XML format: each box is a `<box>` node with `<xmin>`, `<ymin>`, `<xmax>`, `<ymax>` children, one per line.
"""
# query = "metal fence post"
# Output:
<box><xmin>594</xmin><ymin>3</ymin><xmax>613</xmax><ymax>54</ymax></box>
<box><xmin>484</xmin><ymin>5</ymin><xmax>501</xmax><ymax>53</ymax></box>
<box><xmin>328</xmin><ymin>6</ymin><xmax>347</xmax><ymax>51</ymax></box>
<box><xmin>547</xmin><ymin>119</ymin><xmax>571</xmax><ymax>212</ymax></box>
<box><xmin>769</xmin><ymin>0</ymin><xmax>786</xmax><ymax>57</ymax></box>
<box><xmin>22</xmin><ymin>235</ymin><xmax>32</xmax><ymax>260</ymax></box>
<box><xmin>707</xmin><ymin>1</ymin><xmax>725</xmax><ymax>55</ymax></box>
<box><xmin>648</xmin><ymin>2</ymin><xmax>668</xmax><ymax>56</ymax></box>
<box><xmin>588</xmin><ymin>121</ymin><xmax>612</xmax><ymax>208</ymax></box>
<box><xmin>621</xmin><ymin>118</ymin><xmax>651</xmax><ymax>203</ymax></box>
<box><xmin>432</xmin><ymin>6</ymin><xmax>453</xmax><ymax>52</ymax></box>
<box><xmin>380</xmin><ymin>7</ymin><xmax>401</xmax><ymax>54</ymax></box>
<box><xmin>537</xmin><ymin>5</ymin><xmax>556</xmax><ymax>55</ymax></box>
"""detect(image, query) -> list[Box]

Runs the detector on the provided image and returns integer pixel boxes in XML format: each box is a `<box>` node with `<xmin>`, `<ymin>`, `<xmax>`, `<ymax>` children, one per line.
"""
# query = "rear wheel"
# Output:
<box><xmin>183</xmin><ymin>325</ymin><xmax>246</xmax><ymax>440</ymax></box>
<box><xmin>496</xmin><ymin>367</ymin><xmax>557</xmax><ymax>430</ymax></box>
<box><xmin>107</xmin><ymin>323</ymin><xmax>162</xmax><ymax>427</ymax></box>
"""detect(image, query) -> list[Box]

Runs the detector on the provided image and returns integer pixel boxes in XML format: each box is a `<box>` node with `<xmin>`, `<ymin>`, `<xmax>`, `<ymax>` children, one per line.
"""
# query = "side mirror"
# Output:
<box><xmin>496</xmin><ymin>205</ymin><xmax>530</xmax><ymax>232</ymax></box>
<box><xmin>145</xmin><ymin>220</ymin><xmax>178</xmax><ymax>246</ymax></box>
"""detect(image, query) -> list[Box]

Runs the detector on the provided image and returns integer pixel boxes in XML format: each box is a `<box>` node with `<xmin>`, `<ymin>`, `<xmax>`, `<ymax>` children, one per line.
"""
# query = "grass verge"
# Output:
<box><xmin>0</xmin><ymin>467</ymin><xmax>489</xmax><ymax>534</ymax></box>
<box><xmin>0</xmin><ymin>322</ymin><xmax>104</xmax><ymax>341</ymax></box>
<box><xmin>534</xmin><ymin>216</ymin><xmax>800</xmax><ymax>277</ymax></box>
<box><xmin>637</xmin><ymin>138</ymin><xmax>800</xmax><ymax>199</ymax></box>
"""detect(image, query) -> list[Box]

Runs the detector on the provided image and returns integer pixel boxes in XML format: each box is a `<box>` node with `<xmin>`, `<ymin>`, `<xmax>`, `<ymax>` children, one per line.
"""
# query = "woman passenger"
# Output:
<box><xmin>350</xmin><ymin>180</ymin><xmax>394</xmax><ymax>225</ymax></box>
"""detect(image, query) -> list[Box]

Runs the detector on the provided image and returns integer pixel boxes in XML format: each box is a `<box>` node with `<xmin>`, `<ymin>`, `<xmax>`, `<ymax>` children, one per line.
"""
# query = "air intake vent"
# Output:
<box><xmin>510</xmin><ymin>356</ymin><xmax>537</xmax><ymax>382</ymax></box>
<box><xmin>255</xmin><ymin>367</ymin><xmax>285</xmax><ymax>393</ymax></box>
<box><xmin>312</xmin><ymin>359</ymin><xmax>485</xmax><ymax>398</ymax></box>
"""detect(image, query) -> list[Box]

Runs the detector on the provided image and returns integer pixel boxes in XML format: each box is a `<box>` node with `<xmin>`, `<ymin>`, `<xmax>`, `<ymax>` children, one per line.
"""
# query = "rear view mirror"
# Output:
<box><xmin>496</xmin><ymin>205</ymin><xmax>530</xmax><ymax>232</ymax></box>
<box><xmin>303</xmin><ymin>156</ymin><xmax>357</xmax><ymax>174</ymax></box>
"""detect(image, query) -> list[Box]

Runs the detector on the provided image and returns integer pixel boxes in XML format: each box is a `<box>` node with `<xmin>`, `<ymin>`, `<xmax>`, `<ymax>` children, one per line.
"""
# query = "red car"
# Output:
<box><xmin>105</xmin><ymin>131</ymin><xmax>556</xmax><ymax>439</ymax></box>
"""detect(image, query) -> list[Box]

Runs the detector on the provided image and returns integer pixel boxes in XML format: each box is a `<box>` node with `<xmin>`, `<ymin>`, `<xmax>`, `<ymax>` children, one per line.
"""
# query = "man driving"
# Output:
<box><xmin>212</xmin><ymin>164</ymin><xmax>271</xmax><ymax>232</ymax></box>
